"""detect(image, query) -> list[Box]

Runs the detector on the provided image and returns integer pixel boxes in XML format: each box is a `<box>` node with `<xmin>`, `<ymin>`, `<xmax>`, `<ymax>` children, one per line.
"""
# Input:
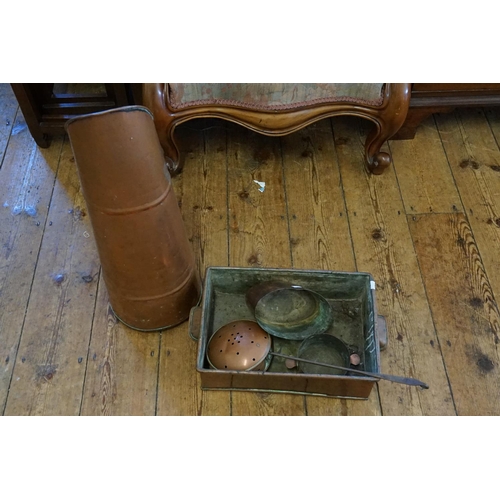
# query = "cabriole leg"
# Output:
<box><xmin>364</xmin><ymin>83</ymin><xmax>411</xmax><ymax>174</ymax></box>
<box><xmin>365</xmin><ymin>122</ymin><xmax>393</xmax><ymax>175</ymax></box>
<box><xmin>157</xmin><ymin>123</ymin><xmax>181</xmax><ymax>175</ymax></box>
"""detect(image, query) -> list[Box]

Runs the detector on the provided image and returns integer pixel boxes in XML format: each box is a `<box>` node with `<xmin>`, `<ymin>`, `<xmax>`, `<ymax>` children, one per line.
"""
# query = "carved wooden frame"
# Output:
<box><xmin>143</xmin><ymin>83</ymin><xmax>411</xmax><ymax>175</ymax></box>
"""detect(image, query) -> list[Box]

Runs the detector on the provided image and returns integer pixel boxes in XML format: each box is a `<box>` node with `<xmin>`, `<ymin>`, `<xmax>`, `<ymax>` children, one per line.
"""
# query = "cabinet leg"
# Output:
<box><xmin>10</xmin><ymin>84</ymin><xmax>51</xmax><ymax>148</ymax></box>
<box><xmin>392</xmin><ymin>107</ymin><xmax>451</xmax><ymax>140</ymax></box>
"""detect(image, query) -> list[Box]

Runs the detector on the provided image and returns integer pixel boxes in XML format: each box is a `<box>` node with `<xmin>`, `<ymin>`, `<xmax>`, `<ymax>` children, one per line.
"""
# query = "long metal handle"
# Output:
<box><xmin>270</xmin><ymin>351</ymin><xmax>429</xmax><ymax>389</ymax></box>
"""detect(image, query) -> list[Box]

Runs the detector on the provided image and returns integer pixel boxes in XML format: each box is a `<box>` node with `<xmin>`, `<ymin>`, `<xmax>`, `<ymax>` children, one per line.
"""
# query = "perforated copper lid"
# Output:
<box><xmin>207</xmin><ymin>320</ymin><xmax>271</xmax><ymax>371</ymax></box>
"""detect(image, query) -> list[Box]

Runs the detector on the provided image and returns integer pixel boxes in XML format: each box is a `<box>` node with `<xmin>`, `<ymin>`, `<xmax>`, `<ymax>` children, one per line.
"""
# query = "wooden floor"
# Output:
<box><xmin>1</xmin><ymin>83</ymin><xmax>500</xmax><ymax>416</ymax></box>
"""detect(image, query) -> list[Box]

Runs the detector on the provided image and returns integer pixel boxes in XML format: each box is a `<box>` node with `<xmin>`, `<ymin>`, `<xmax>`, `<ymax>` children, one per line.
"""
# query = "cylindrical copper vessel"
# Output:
<box><xmin>66</xmin><ymin>106</ymin><xmax>201</xmax><ymax>331</ymax></box>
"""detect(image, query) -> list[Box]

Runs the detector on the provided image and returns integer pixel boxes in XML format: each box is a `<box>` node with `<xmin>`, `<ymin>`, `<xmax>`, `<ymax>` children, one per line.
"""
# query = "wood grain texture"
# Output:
<box><xmin>280</xmin><ymin>121</ymin><xmax>382</xmax><ymax>415</ymax></box>
<box><xmin>435</xmin><ymin>109</ymin><xmax>500</xmax><ymax>304</ymax></box>
<box><xmin>409</xmin><ymin>213</ymin><xmax>500</xmax><ymax>415</ymax></box>
<box><xmin>335</xmin><ymin>117</ymin><xmax>455</xmax><ymax>415</ymax></box>
<box><xmin>4</xmin><ymin>139</ymin><xmax>99</xmax><ymax>415</ymax></box>
<box><xmin>5</xmin><ymin>87</ymin><xmax>500</xmax><ymax>416</ymax></box>
<box><xmin>486</xmin><ymin>107</ymin><xmax>500</xmax><ymax>141</ymax></box>
<box><xmin>281</xmin><ymin>122</ymin><xmax>355</xmax><ymax>272</ymax></box>
<box><xmin>0</xmin><ymin>112</ymin><xmax>63</xmax><ymax>414</ymax></box>
<box><xmin>156</xmin><ymin>121</ymin><xmax>231</xmax><ymax>415</ymax></box>
<box><xmin>389</xmin><ymin>116</ymin><xmax>462</xmax><ymax>214</ymax></box>
<box><xmin>227</xmin><ymin>123</ymin><xmax>305</xmax><ymax>415</ymax></box>
<box><xmin>80</xmin><ymin>281</ymin><xmax>160</xmax><ymax>416</ymax></box>
<box><xmin>0</xmin><ymin>84</ymin><xmax>17</xmax><ymax>167</ymax></box>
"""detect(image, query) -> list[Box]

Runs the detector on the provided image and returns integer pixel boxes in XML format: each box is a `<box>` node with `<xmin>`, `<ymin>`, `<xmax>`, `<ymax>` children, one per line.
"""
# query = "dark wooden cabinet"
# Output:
<box><xmin>394</xmin><ymin>83</ymin><xmax>500</xmax><ymax>139</ymax></box>
<box><xmin>10</xmin><ymin>84</ymin><xmax>136</xmax><ymax>147</ymax></box>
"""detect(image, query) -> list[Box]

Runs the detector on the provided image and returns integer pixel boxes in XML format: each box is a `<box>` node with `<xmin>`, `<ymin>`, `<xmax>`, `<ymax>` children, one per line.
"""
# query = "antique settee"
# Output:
<box><xmin>143</xmin><ymin>83</ymin><xmax>411</xmax><ymax>175</ymax></box>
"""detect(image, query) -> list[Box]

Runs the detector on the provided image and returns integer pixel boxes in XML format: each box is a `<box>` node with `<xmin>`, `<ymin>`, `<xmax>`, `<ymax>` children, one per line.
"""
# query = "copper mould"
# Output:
<box><xmin>66</xmin><ymin>106</ymin><xmax>201</xmax><ymax>331</ymax></box>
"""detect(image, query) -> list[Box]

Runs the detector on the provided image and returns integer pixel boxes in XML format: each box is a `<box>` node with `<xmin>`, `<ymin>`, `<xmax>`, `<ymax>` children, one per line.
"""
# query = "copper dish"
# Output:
<box><xmin>246</xmin><ymin>282</ymin><xmax>333</xmax><ymax>340</ymax></box>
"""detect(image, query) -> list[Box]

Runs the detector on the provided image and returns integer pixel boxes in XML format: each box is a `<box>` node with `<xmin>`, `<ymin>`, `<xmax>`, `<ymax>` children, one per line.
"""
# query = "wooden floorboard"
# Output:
<box><xmin>80</xmin><ymin>278</ymin><xmax>160</xmax><ymax>416</ymax></box>
<box><xmin>409</xmin><ymin>213</ymin><xmax>500</xmax><ymax>415</ymax></box>
<box><xmin>389</xmin><ymin>115</ymin><xmax>463</xmax><ymax>214</ymax></box>
<box><xmin>280</xmin><ymin>121</ymin><xmax>382</xmax><ymax>415</ymax></box>
<box><xmin>227</xmin><ymin>123</ymin><xmax>306</xmax><ymax>416</ymax></box>
<box><xmin>336</xmin><ymin>118</ymin><xmax>455</xmax><ymax>415</ymax></box>
<box><xmin>435</xmin><ymin>109</ymin><xmax>500</xmax><ymax>305</ymax></box>
<box><xmin>156</xmin><ymin>122</ymin><xmax>231</xmax><ymax>416</ymax></box>
<box><xmin>0</xmin><ymin>84</ymin><xmax>17</xmax><ymax>169</ymax></box>
<box><xmin>2</xmin><ymin>87</ymin><xmax>500</xmax><ymax>415</ymax></box>
<box><xmin>4</xmin><ymin>138</ymin><xmax>100</xmax><ymax>416</ymax></box>
<box><xmin>0</xmin><ymin>111</ymin><xmax>63</xmax><ymax>414</ymax></box>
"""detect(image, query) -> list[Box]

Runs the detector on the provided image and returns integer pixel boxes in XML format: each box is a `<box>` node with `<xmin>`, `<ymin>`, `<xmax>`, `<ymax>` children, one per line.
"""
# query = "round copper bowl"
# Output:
<box><xmin>247</xmin><ymin>283</ymin><xmax>333</xmax><ymax>341</ymax></box>
<box><xmin>207</xmin><ymin>320</ymin><xmax>272</xmax><ymax>371</ymax></box>
<box><xmin>296</xmin><ymin>334</ymin><xmax>350</xmax><ymax>375</ymax></box>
